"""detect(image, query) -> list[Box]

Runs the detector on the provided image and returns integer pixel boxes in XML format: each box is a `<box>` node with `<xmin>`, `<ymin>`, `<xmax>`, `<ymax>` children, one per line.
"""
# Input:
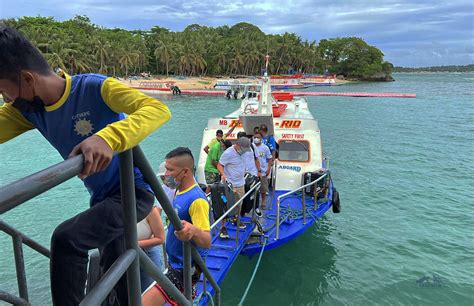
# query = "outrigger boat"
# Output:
<box><xmin>194</xmin><ymin>56</ymin><xmax>341</xmax><ymax>305</ymax></box>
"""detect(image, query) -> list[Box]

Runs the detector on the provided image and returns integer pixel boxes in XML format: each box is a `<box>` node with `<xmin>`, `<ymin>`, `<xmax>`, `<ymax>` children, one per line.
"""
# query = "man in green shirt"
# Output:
<box><xmin>204</xmin><ymin>140</ymin><xmax>232</xmax><ymax>190</ymax></box>
<box><xmin>203</xmin><ymin>121</ymin><xmax>238</xmax><ymax>154</ymax></box>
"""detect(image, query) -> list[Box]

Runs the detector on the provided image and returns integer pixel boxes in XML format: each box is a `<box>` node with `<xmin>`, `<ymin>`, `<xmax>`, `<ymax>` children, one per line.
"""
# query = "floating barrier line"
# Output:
<box><xmin>137</xmin><ymin>88</ymin><xmax>416</xmax><ymax>98</ymax></box>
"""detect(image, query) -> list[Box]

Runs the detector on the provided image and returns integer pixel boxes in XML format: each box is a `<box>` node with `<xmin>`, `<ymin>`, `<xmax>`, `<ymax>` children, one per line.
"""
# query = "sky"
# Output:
<box><xmin>1</xmin><ymin>0</ymin><xmax>473</xmax><ymax>67</ymax></box>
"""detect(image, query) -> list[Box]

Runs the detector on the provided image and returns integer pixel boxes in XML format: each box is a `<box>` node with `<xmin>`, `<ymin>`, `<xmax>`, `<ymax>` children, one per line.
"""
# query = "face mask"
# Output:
<box><xmin>253</xmin><ymin>138</ymin><xmax>261</xmax><ymax>145</ymax></box>
<box><xmin>164</xmin><ymin>169</ymin><xmax>184</xmax><ymax>189</ymax></box>
<box><xmin>12</xmin><ymin>95</ymin><xmax>45</xmax><ymax>113</ymax></box>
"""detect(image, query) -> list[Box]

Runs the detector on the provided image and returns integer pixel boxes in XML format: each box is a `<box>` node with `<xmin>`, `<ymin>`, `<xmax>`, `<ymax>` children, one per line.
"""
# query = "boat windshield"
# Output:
<box><xmin>278</xmin><ymin>140</ymin><xmax>310</xmax><ymax>162</ymax></box>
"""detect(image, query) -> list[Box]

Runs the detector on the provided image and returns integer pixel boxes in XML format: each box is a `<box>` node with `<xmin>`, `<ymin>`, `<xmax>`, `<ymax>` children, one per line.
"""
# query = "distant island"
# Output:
<box><xmin>393</xmin><ymin>64</ymin><xmax>474</xmax><ymax>73</ymax></box>
<box><xmin>2</xmin><ymin>15</ymin><xmax>393</xmax><ymax>81</ymax></box>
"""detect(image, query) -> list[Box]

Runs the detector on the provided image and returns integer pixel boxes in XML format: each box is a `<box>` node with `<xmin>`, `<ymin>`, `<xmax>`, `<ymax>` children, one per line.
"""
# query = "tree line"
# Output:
<box><xmin>2</xmin><ymin>15</ymin><xmax>393</xmax><ymax>79</ymax></box>
<box><xmin>393</xmin><ymin>64</ymin><xmax>474</xmax><ymax>73</ymax></box>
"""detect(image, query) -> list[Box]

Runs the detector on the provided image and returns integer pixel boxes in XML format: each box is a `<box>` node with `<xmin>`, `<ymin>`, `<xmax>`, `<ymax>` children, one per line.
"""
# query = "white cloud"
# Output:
<box><xmin>1</xmin><ymin>0</ymin><xmax>473</xmax><ymax>66</ymax></box>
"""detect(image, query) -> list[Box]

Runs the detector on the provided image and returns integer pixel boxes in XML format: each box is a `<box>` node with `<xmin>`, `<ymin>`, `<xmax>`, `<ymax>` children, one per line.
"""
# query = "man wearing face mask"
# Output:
<box><xmin>142</xmin><ymin>147</ymin><xmax>211</xmax><ymax>306</ymax></box>
<box><xmin>253</xmin><ymin>131</ymin><xmax>273</xmax><ymax>209</ymax></box>
<box><xmin>0</xmin><ymin>27</ymin><xmax>171</xmax><ymax>305</ymax></box>
<box><xmin>216</xmin><ymin>137</ymin><xmax>252</xmax><ymax>239</ymax></box>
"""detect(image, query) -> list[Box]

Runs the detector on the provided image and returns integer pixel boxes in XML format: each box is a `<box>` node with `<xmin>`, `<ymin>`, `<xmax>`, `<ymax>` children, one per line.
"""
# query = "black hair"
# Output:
<box><xmin>254</xmin><ymin>131</ymin><xmax>262</xmax><ymax>137</ymax></box>
<box><xmin>237</xmin><ymin>131</ymin><xmax>247</xmax><ymax>138</ymax></box>
<box><xmin>223</xmin><ymin>140</ymin><xmax>233</xmax><ymax>149</ymax></box>
<box><xmin>165</xmin><ymin>147</ymin><xmax>194</xmax><ymax>162</ymax></box>
<box><xmin>260</xmin><ymin>124</ymin><xmax>268</xmax><ymax>131</ymax></box>
<box><xmin>216</xmin><ymin>129</ymin><xmax>223</xmax><ymax>136</ymax></box>
<box><xmin>0</xmin><ymin>26</ymin><xmax>52</xmax><ymax>82</ymax></box>
<box><xmin>253</xmin><ymin>126</ymin><xmax>260</xmax><ymax>132</ymax></box>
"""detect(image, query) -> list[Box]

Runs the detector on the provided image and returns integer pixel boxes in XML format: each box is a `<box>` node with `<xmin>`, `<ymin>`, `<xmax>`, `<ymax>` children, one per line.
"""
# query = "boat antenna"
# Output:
<box><xmin>264</xmin><ymin>55</ymin><xmax>270</xmax><ymax>77</ymax></box>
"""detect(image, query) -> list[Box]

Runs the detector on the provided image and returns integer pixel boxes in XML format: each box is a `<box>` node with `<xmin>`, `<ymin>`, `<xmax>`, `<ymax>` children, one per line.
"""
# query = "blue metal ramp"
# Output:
<box><xmin>195</xmin><ymin>216</ymin><xmax>256</xmax><ymax>305</ymax></box>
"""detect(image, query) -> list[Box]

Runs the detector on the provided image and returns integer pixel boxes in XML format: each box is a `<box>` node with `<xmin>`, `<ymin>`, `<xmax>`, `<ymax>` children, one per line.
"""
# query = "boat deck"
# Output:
<box><xmin>194</xmin><ymin>185</ymin><xmax>333</xmax><ymax>305</ymax></box>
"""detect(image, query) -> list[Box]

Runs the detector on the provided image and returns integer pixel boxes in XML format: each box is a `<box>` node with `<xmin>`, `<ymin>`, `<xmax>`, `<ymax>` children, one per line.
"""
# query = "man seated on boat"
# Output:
<box><xmin>0</xmin><ymin>26</ymin><xmax>171</xmax><ymax>305</ymax></box>
<box><xmin>142</xmin><ymin>147</ymin><xmax>211</xmax><ymax>306</ymax></box>
<box><xmin>252</xmin><ymin>131</ymin><xmax>273</xmax><ymax>209</ymax></box>
<box><xmin>204</xmin><ymin>139</ymin><xmax>232</xmax><ymax>193</ymax></box>
<box><xmin>216</xmin><ymin>137</ymin><xmax>252</xmax><ymax>239</ymax></box>
<box><xmin>203</xmin><ymin>120</ymin><xmax>238</xmax><ymax>154</ymax></box>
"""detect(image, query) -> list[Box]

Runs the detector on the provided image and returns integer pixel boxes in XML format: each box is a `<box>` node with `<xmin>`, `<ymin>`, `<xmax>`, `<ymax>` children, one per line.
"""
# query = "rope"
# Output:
<box><xmin>237</xmin><ymin>237</ymin><xmax>268</xmax><ymax>306</ymax></box>
<box><xmin>193</xmin><ymin>290</ymin><xmax>215</xmax><ymax>306</ymax></box>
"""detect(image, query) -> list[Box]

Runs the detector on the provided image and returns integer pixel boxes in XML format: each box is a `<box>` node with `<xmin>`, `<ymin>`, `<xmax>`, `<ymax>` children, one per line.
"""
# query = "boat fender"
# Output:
<box><xmin>332</xmin><ymin>188</ymin><xmax>341</xmax><ymax>213</ymax></box>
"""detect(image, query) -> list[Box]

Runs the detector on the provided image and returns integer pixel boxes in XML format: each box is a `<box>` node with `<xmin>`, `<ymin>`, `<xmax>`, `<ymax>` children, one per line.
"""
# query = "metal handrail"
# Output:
<box><xmin>210</xmin><ymin>181</ymin><xmax>261</xmax><ymax>230</ymax></box>
<box><xmin>0</xmin><ymin>145</ymin><xmax>221</xmax><ymax>306</ymax></box>
<box><xmin>275</xmin><ymin>172</ymin><xmax>328</xmax><ymax>240</ymax></box>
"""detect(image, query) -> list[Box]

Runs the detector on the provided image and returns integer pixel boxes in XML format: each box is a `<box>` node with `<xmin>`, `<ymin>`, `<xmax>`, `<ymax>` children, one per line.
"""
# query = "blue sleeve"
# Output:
<box><xmin>270</xmin><ymin>136</ymin><xmax>277</xmax><ymax>151</ymax></box>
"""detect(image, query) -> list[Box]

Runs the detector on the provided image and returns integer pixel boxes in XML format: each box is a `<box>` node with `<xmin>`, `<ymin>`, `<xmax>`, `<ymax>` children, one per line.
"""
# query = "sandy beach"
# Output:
<box><xmin>123</xmin><ymin>76</ymin><xmax>350</xmax><ymax>90</ymax></box>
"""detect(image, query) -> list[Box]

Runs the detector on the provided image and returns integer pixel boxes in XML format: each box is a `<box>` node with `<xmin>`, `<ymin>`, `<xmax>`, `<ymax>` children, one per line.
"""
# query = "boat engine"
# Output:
<box><xmin>301</xmin><ymin>170</ymin><xmax>329</xmax><ymax>198</ymax></box>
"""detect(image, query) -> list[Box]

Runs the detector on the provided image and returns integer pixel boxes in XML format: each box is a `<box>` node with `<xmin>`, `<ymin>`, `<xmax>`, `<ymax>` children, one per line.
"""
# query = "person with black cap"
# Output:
<box><xmin>216</xmin><ymin>137</ymin><xmax>252</xmax><ymax>238</ymax></box>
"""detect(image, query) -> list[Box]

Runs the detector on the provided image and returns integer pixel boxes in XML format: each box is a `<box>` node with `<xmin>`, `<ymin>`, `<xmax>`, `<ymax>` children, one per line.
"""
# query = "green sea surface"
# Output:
<box><xmin>1</xmin><ymin>73</ymin><xmax>473</xmax><ymax>305</ymax></box>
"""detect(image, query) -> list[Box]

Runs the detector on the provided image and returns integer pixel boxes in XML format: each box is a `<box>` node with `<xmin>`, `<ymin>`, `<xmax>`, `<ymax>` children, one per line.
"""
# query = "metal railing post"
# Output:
<box><xmin>314</xmin><ymin>187</ymin><xmax>318</xmax><ymax>210</ymax></box>
<box><xmin>12</xmin><ymin>235</ymin><xmax>28</xmax><ymax>302</ymax></box>
<box><xmin>139</xmin><ymin>250</ymin><xmax>191</xmax><ymax>306</ymax></box>
<box><xmin>183</xmin><ymin>242</ymin><xmax>192</xmax><ymax>301</ymax></box>
<box><xmin>118</xmin><ymin>150</ymin><xmax>141</xmax><ymax>306</ymax></box>
<box><xmin>0</xmin><ymin>290</ymin><xmax>29</xmax><ymax>306</ymax></box>
<box><xmin>251</xmin><ymin>186</ymin><xmax>258</xmax><ymax>223</ymax></box>
<box><xmin>302</xmin><ymin>191</ymin><xmax>306</xmax><ymax>225</ymax></box>
<box><xmin>80</xmin><ymin>250</ymin><xmax>136</xmax><ymax>306</ymax></box>
<box><xmin>276</xmin><ymin>198</ymin><xmax>281</xmax><ymax>240</ymax></box>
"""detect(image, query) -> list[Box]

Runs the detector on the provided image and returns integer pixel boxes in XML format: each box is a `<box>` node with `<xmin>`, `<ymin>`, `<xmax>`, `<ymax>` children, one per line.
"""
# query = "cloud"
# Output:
<box><xmin>1</xmin><ymin>0</ymin><xmax>473</xmax><ymax>66</ymax></box>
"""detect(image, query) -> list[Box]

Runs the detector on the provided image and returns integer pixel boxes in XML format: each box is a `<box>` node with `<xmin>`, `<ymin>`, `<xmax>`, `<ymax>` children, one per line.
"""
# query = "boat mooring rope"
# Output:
<box><xmin>193</xmin><ymin>290</ymin><xmax>215</xmax><ymax>306</ymax></box>
<box><xmin>237</xmin><ymin>236</ymin><xmax>268</xmax><ymax>306</ymax></box>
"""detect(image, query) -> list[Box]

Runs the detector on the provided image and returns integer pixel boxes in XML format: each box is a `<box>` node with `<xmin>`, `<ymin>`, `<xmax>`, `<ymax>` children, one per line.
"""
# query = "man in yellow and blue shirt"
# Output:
<box><xmin>0</xmin><ymin>26</ymin><xmax>171</xmax><ymax>305</ymax></box>
<box><xmin>142</xmin><ymin>147</ymin><xmax>211</xmax><ymax>306</ymax></box>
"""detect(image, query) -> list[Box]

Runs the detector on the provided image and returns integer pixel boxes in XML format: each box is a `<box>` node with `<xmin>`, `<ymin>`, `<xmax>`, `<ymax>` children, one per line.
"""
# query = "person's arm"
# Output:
<box><xmin>255</xmin><ymin>156</ymin><xmax>261</xmax><ymax>177</ymax></box>
<box><xmin>174</xmin><ymin>198</ymin><xmax>211</xmax><ymax>248</ymax></box>
<box><xmin>266</xmin><ymin>148</ymin><xmax>274</xmax><ymax>177</ymax></box>
<box><xmin>224</xmin><ymin>120</ymin><xmax>239</xmax><ymax>138</ymax></box>
<box><xmin>69</xmin><ymin>78</ymin><xmax>171</xmax><ymax>178</ymax></box>
<box><xmin>95</xmin><ymin>78</ymin><xmax>171</xmax><ymax>152</ymax></box>
<box><xmin>0</xmin><ymin>103</ymin><xmax>35</xmax><ymax>144</ymax></box>
<box><xmin>217</xmin><ymin>163</ymin><xmax>226</xmax><ymax>182</ymax></box>
<box><xmin>217</xmin><ymin>150</ymin><xmax>229</xmax><ymax>182</ymax></box>
<box><xmin>270</xmin><ymin>137</ymin><xmax>277</xmax><ymax>160</ymax></box>
<box><xmin>138</xmin><ymin>207</ymin><xmax>166</xmax><ymax>248</ymax></box>
<box><xmin>203</xmin><ymin>145</ymin><xmax>210</xmax><ymax>154</ymax></box>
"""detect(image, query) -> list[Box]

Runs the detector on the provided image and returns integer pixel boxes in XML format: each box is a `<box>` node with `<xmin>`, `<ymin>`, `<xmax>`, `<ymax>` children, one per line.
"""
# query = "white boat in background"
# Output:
<box><xmin>300</xmin><ymin>75</ymin><xmax>338</xmax><ymax>86</ymax></box>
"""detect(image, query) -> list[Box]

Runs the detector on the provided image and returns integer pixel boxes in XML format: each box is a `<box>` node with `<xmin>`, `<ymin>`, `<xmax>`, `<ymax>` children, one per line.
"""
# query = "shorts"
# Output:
<box><xmin>205</xmin><ymin>171</ymin><xmax>220</xmax><ymax>185</ymax></box>
<box><xmin>153</xmin><ymin>266</ymin><xmax>200</xmax><ymax>305</ymax></box>
<box><xmin>260</xmin><ymin>176</ymin><xmax>269</xmax><ymax>194</ymax></box>
<box><xmin>233</xmin><ymin>186</ymin><xmax>245</xmax><ymax>201</ymax></box>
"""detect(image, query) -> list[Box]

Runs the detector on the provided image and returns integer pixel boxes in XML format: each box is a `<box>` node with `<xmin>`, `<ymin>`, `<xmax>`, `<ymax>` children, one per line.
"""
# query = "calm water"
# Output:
<box><xmin>1</xmin><ymin>73</ymin><xmax>473</xmax><ymax>305</ymax></box>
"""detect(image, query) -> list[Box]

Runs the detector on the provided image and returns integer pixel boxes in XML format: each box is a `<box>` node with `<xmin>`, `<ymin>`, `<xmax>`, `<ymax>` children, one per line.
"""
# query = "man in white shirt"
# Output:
<box><xmin>217</xmin><ymin>137</ymin><xmax>252</xmax><ymax>239</ymax></box>
<box><xmin>252</xmin><ymin>131</ymin><xmax>273</xmax><ymax>209</ymax></box>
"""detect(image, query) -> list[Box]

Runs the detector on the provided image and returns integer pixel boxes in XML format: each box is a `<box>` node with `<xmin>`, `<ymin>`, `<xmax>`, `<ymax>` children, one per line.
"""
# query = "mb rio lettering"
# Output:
<box><xmin>278</xmin><ymin>165</ymin><xmax>301</xmax><ymax>172</ymax></box>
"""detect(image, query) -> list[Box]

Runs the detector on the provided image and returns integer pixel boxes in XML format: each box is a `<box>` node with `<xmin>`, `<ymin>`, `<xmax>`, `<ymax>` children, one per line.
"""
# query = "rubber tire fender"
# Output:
<box><xmin>332</xmin><ymin>188</ymin><xmax>341</xmax><ymax>213</ymax></box>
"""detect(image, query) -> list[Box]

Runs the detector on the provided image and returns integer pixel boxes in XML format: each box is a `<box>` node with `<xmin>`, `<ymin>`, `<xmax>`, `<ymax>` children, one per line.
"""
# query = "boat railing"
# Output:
<box><xmin>275</xmin><ymin>172</ymin><xmax>328</xmax><ymax>240</ymax></box>
<box><xmin>0</xmin><ymin>145</ymin><xmax>220</xmax><ymax>306</ymax></box>
<box><xmin>210</xmin><ymin>180</ymin><xmax>261</xmax><ymax>245</ymax></box>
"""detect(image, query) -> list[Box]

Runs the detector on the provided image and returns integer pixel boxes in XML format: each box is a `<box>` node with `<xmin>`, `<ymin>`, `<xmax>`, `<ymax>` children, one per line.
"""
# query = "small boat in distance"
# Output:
<box><xmin>300</xmin><ymin>74</ymin><xmax>338</xmax><ymax>86</ymax></box>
